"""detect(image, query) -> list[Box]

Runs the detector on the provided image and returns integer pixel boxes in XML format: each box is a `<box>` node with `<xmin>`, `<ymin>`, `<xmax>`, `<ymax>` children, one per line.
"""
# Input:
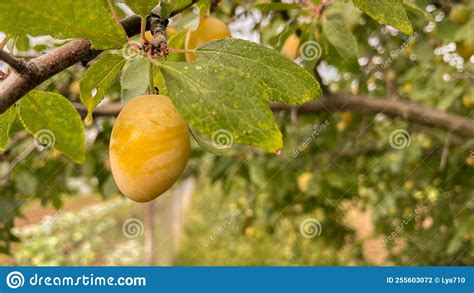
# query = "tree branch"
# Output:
<box><xmin>73</xmin><ymin>94</ymin><xmax>474</xmax><ymax>139</ymax></box>
<box><xmin>0</xmin><ymin>50</ymin><xmax>30</xmax><ymax>74</ymax></box>
<box><xmin>272</xmin><ymin>93</ymin><xmax>474</xmax><ymax>138</ymax></box>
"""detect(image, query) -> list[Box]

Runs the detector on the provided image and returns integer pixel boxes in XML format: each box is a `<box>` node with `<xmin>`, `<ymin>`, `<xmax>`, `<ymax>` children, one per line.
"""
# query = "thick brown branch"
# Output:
<box><xmin>271</xmin><ymin>94</ymin><xmax>474</xmax><ymax>138</ymax></box>
<box><xmin>74</xmin><ymin>94</ymin><xmax>474</xmax><ymax>139</ymax></box>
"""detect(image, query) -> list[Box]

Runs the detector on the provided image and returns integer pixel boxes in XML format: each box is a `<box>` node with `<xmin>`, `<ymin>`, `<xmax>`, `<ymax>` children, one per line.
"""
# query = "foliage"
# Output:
<box><xmin>0</xmin><ymin>0</ymin><xmax>473</xmax><ymax>265</ymax></box>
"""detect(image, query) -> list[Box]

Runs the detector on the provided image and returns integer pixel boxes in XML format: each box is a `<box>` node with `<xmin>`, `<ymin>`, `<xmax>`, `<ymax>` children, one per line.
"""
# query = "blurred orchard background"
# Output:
<box><xmin>0</xmin><ymin>0</ymin><xmax>473</xmax><ymax>266</ymax></box>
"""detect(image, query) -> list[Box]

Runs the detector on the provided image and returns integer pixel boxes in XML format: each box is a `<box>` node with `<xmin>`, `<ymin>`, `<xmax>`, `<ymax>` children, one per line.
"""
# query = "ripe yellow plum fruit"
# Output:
<box><xmin>337</xmin><ymin>112</ymin><xmax>353</xmax><ymax>132</ymax></box>
<box><xmin>282</xmin><ymin>35</ymin><xmax>301</xmax><ymax>60</ymax></box>
<box><xmin>449</xmin><ymin>4</ymin><xmax>470</xmax><ymax>24</ymax></box>
<box><xmin>143</xmin><ymin>31</ymin><xmax>154</xmax><ymax>43</ymax></box>
<box><xmin>109</xmin><ymin>95</ymin><xmax>190</xmax><ymax>202</ymax></box>
<box><xmin>185</xmin><ymin>17</ymin><xmax>231</xmax><ymax>62</ymax></box>
<box><xmin>456</xmin><ymin>42</ymin><xmax>474</xmax><ymax>60</ymax></box>
<box><xmin>297</xmin><ymin>172</ymin><xmax>313</xmax><ymax>192</ymax></box>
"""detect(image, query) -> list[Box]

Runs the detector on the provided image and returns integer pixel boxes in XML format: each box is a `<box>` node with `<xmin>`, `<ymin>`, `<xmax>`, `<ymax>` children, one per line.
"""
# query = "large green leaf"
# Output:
<box><xmin>120</xmin><ymin>56</ymin><xmax>150</xmax><ymax>103</ymax></box>
<box><xmin>160</xmin><ymin>0</ymin><xmax>193</xmax><ymax>19</ymax></box>
<box><xmin>196</xmin><ymin>39</ymin><xmax>321</xmax><ymax>105</ymax></box>
<box><xmin>322</xmin><ymin>15</ymin><xmax>358</xmax><ymax>64</ymax></box>
<box><xmin>0</xmin><ymin>107</ymin><xmax>16</xmax><ymax>152</ymax></box>
<box><xmin>158</xmin><ymin>62</ymin><xmax>283</xmax><ymax>153</ymax></box>
<box><xmin>0</xmin><ymin>0</ymin><xmax>126</xmax><ymax>49</ymax></box>
<box><xmin>124</xmin><ymin>0</ymin><xmax>157</xmax><ymax>16</ymax></box>
<box><xmin>18</xmin><ymin>91</ymin><xmax>85</xmax><ymax>163</ymax></box>
<box><xmin>80</xmin><ymin>54</ymin><xmax>126</xmax><ymax>120</ymax></box>
<box><xmin>352</xmin><ymin>0</ymin><xmax>413</xmax><ymax>35</ymax></box>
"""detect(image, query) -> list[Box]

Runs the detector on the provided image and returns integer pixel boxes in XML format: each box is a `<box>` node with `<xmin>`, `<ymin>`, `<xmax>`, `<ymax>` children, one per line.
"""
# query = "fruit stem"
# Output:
<box><xmin>141</xmin><ymin>16</ymin><xmax>147</xmax><ymax>43</ymax></box>
<box><xmin>148</xmin><ymin>62</ymin><xmax>155</xmax><ymax>94</ymax></box>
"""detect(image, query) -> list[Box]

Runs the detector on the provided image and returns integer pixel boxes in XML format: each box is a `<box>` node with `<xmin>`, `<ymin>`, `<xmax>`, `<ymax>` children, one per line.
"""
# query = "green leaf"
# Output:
<box><xmin>0</xmin><ymin>0</ymin><xmax>127</xmax><ymax>49</ymax></box>
<box><xmin>167</xmin><ymin>30</ymin><xmax>187</xmax><ymax>62</ymax></box>
<box><xmin>253</xmin><ymin>3</ymin><xmax>301</xmax><ymax>12</ymax></box>
<box><xmin>322</xmin><ymin>15</ymin><xmax>359</xmax><ymax>64</ymax></box>
<box><xmin>120</xmin><ymin>56</ymin><xmax>150</xmax><ymax>103</ymax></box>
<box><xmin>352</xmin><ymin>0</ymin><xmax>413</xmax><ymax>35</ymax></box>
<box><xmin>196</xmin><ymin>39</ymin><xmax>321</xmax><ymax>104</ymax></box>
<box><xmin>403</xmin><ymin>0</ymin><xmax>432</xmax><ymax>22</ymax></box>
<box><xmin>160</xmin><ymin>0</ymin><xmax>193</xmax><ymax>19</ymax></box>
<box><xmin>158</xmin><ymin>62</ymin><xmax>283</xmax><ymax>153</ymax></box>
<box><xmin>124</xmin><ymin>0</ymin><xmax>157</xmax><ymax>16</ymax></box>
<box><xmin>80</xmin><ymin>54</ymin><xmax>126</xmax><ymax>120</ymax></box>
<box><xmin>455</xmin><ymin>18</ymin><xmax>474</xmax><ymax>43</ymax></box>
<box><xmin>18</xmin><ymin>91</ymin><xmax>85</xmax><ymax>163</ymax></box>
<box><xmin>0</xmin><ymin>107</ymin><xmax>16</xmax><ymax>152</ymax></box>
<box><xmin>15</xmin><ymin>35</ymin><xmax>30</xmax><ymax>51</ymax></box>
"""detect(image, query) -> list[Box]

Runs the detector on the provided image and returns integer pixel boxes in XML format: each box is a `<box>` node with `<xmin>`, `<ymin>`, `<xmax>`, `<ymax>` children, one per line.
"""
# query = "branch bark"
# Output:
<box><xmin>73</xmin><ymin>94</ymin><xmax>474</xmax><ymax>139</ymax></box>
<box><xmin>272</xmin><ymin>93</ymin><xmax>474</xmax><ymax>138</ymax></box>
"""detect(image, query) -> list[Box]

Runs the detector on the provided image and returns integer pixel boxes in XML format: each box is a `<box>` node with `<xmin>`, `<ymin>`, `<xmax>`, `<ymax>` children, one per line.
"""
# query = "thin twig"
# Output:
<box><xmin>0</xmin><ymin>37</ymin><xmax>9</xmax><ymax>50</ymax></box>
<box><xmin>1</xmin><ymin>143</ymin><xmax>36</xmax><ymax>180</ymax></box>
<box><xmin>0</xmin><ymin>50</ymin><xmax>30</xmax><ymax>74</ymax></box>
<box><xmin>439</xmin><ymin>132</ymin><xmax>452</xmax><ymax>171</ymax></box>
